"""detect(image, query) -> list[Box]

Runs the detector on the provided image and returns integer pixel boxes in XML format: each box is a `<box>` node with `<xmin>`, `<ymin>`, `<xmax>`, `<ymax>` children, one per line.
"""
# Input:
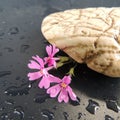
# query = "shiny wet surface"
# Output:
<box><xmin>0</xmin><ymin>0</ymin><xmax>120</xmax><ymax>119</ymax></box>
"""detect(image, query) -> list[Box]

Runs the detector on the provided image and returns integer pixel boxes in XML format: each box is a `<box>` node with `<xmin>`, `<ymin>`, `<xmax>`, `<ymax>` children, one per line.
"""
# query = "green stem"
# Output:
<box><xmin>67</xmin><ymin>63</ymin><xmax>78</xmax><ymax>76</ymax></box>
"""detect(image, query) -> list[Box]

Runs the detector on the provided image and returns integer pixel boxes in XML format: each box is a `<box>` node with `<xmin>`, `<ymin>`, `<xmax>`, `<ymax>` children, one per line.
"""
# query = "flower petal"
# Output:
<box><xmin>67</xmin><ymin>86</ymin><xmax>77</xmax><ymax>101</ymax></box>
<box><xmin>48</xmin><ymin>75</ymin><xmax>61</xmax><ymax>83</ymax></box>
<box><xmin>51</xmin><ymin>45</ymin><xmax>59</xmax><ymax>56</ymax></box>
<box><xmin>48</xmin><ymin>59</ymin><xmax>55</xmax><ymax>67</ymax></box>
<box><xmin>32</xmin><ymin>55</ymin><xmax>44</xmax><ymax>68</ymax></box>
<box><xmin>27</xmin><ymin>71</ymin><xmax>42</xmax><ymax>81</ymax></box>
<box><xmin>44</xmin><ymin>57</ymin><xmax>57</xmax><ymax>68</ymax></box>
<box><xmin>44</xmin><ymin>57</ymin><xmax>49</xmax><ymax>65</ymax></box>
<box><xmin>47</xmin><ymin>84</ymin><xmax>61</xmax><ymax>97</ymax></box>
<box><xmin>46</xmin><ymin>45</ymin><xmax>52</xmax><ymax>56</ymax></box>
<box><xmin>38</xmin><ymin>76</ymin><xmax>50</xmax><ymax>89</ymax></box>
<box><xmin>28</xmin><ymin>60</ymin><xmax>40</xmax><ymax>69</ymax></box>
<box><xmin>58</xmin><ymin>89</ymin><xmax>69</xmax><ymax>103</ymax></box>
<box><xmin>62</xmin><ymin>75</ymin><xmax>71</xmax><ymax>85</ymax></box>
<box><xmin>50</xmin><ymin>59</ymin><xmax>57</xmax><ymax>68</ymax></box>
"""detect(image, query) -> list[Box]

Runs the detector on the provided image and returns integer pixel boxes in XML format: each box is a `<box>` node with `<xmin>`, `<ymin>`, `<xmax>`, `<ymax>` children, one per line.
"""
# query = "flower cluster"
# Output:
<box><xmin>27</xmin><ymin>45</ymin><xmax>77</xmax><ymax>103</ymax></box>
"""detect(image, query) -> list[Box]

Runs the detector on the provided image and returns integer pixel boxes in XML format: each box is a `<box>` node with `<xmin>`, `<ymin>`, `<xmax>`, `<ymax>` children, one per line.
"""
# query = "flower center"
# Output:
<box><xmin>61</xmin><ymin>82</ymin><xmax>67</xmax><ymax>88</ymax></box>
<box><xmin>47</xmin><ymin>57</ymin><xmax>50</xmax><ymax>60</ymax></box>
<box><xmin>40</xmin><ymin>69</ymin><xmax>43</xmax><ymax>74</ymax></box>
<box><xmin>40</xmin><ymin>69</ymin><xmax>48</xmax><ymax>76</ymax></box>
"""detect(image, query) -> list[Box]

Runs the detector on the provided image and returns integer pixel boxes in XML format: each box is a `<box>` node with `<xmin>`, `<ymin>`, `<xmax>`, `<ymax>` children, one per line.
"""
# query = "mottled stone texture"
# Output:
<box><xmin>42</xmin><ymin>8</ymin><xmax>120</xmax><ymax>77</ymax></box>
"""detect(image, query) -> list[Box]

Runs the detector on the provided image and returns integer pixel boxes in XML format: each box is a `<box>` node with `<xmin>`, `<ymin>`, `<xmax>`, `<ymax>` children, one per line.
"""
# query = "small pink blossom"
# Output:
<box><xmin>44</xmin><ymin>45</ymin><xmax>59</xmax><ymax>68</ymax></box>
<box><xmin>27</xmin><ymin>55</ymin><xmax>57</xmax><ymax>89</ymax></box>
<box><xmin>47</xmin><ymin>75</ymin><xmax>77</xmax><ymax>103</ymax></box>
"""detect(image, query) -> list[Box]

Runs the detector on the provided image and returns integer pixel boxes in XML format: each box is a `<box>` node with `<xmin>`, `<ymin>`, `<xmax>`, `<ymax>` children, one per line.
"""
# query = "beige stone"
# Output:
<box><xmin>41</xmin><ymin>7</ymin><xmax>120</xmax><ymax>77</ymax></box>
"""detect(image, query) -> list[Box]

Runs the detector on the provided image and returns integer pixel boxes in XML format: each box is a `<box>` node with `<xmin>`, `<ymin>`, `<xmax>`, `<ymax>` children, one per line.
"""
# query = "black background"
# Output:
<box><xmin>0</xmin><ymin>0</ymin><xmax>120</xmax><ymax>120</ymax></box>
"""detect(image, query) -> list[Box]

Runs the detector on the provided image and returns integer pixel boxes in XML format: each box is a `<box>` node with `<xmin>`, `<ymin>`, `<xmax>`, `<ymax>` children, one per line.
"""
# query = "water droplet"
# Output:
<box><xmin>41</xmin><ymin>109</ymin><xmax>54</xmax><ymax>120</ymax></box>
<box><xmin>77</xmin><ymin>113</ymin><xmax>83</xmax><ymax>119</ymax></box>
<box><xmin>0</xmin><ymin>32</ymin><xmax>4</xmax><ymax>36</ymax></box>
<box><xmin>0</xmin><ymin>71</ymin><xmax>11</xmax><ymax>78</ymax></box>
<box><xmin>20</xmin><ymin>45</ymin><xmax>30</xmax><ymax>53</ymax></box>
<box><xmin>5</xmin><ymin>99</ymin><xmax>14</xmax><ymax>105</ymax></box>
<box><xmin>0</xmin><ymin>107</ymin><xmax>5</xmax><ymax>111</ymax></box>
<box><xmin>63</xmin><ymin>112</ymin><xmax>69</xmax><ymax>120</ymax></box>
<box><xmin>86</xmin><ymin>99</ymin><xmax>99</xmax><ymax>114</ymax></box>
<box><xmin>0</xmin><ymin>113</ymin><xmax>8</xmax><ymax>120</ymax></box>
<box><xmin>105</xmin><ymin>115</ymin><xmax>114</xmax><ymax>120</ymax></box>
<box><xmin>4</xmin><ymin>47</ymin><xmax>14</xmax><ymax>52</ymax></box>
<box><xmin>8</xmin><ymin>27</ymin><xmax>19</xmax><ymax>35</ymax></box>
<box><xmin>10</xmin><ymin>106</ymin><xmax>24</xmax><ymax>120</ymax></box>
<box><xmin>34</xmin><ymin>93</ymin><xmax>49</xmax><ymax>104</ymax></box>
<box><xmin>14</xmin><ymin>106</ymin><xmax>24</xmax><ymax>119</ymax></box>
<box><xmin>106</xmin><ymin>99</ymin><xmax>120</xmax><ymax>112</ymax></box>
<box><xmin>70</xmin><ymin>97</ymin><xmax>80</xmax><ymax>106</ymax></box>
<box><xmin>4</xmin><ymin>82</ymin><xmax>32</xmax><ymax>96</ymax></box>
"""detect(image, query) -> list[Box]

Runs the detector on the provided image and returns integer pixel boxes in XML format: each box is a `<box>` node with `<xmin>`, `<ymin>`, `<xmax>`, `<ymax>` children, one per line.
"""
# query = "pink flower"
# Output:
<box><xmin>47</xmin><ymin>75</ymin><xmax>77</xmax><ymax>103</ymax></box>
<box><xmin>27</xmin><ymin>55</ymin><xmax>57</xmax><ymax>89</ymax></box>
<box><xmin>44</xmin><ymin>45</ymin><xmax>59</xmax><ymax>68</ymax></box>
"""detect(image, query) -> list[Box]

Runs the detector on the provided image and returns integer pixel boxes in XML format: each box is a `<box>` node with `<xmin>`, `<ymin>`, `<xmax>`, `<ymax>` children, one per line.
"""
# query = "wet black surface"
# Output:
<box><xmin>0</xmin><ymin>0</ymin><xmax>120</xmax><ymax>120</ymax></box>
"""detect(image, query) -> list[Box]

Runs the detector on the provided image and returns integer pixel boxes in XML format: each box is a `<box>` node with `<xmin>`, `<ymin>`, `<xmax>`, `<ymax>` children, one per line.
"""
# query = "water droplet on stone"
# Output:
<box><xmin>5</xmin><ymin>99</ymin><xmax>14</xmax><ymax>105</ymax></box>
<box><xmin>63</xmin><ymin>112</ymin><xmax>69</xmax><ymax>120</ymax></box>
<box><xmin>20</xmin><ymin>45</ymin><xmax>30</xmax><ymax>53</ymax></box>
<box><xmin>4</xmin><ymin>82</ymin><xmax>32</xmax><ymax>96</ymax></box>
<box><xmin>9</xmin><ymin>27</ymin><xmax>19</xmax><ymax>35</ymax></box>
<box><xmin>0</xmin><ymin>71</ymin><xmax>11</xmax><ymax>78</ymax></box>
<box><xmin>41</xmin><ymin>109</ymin><xmax>54</xmax><ymax>120</ymax></box>
<box><xmin>10</xmin><ymin>106</ymin><xmax>24</xmax><ymax>120</ymax></box>
<box><xmin>105</xmin><ymin>115</ymin><xmax>114</xmax><ymax>120</ymax></box>
<box><xmin>86</xmin><ymin>99</ymin><xmax>99</xmax><ymax>114</ymax></box>
<box><xmin>4</xmin><ymin>47</ymin><xmax>14</xmax><ymax>52</ymax></box>
<box><xmin>0</xmin><ymin>113</ymin><xmax>8</xmax><ymax>120</ymax></box>
<box><xmin>34</xmin><ymin>93</ymin><xmax>49</xmax><ymax>104</ymax></box>
<box><xmin>106</xmin><ymin>99</ymin><xmax>120</xmax><ymax>112</ymax></box>
<box><xmin>77</xmin><ymin>113</ymin><xmax>83</xmax><ymax>119</ymax></box>
<box><xmin>70</xmin><ymin>97</ymin><xmax>80</xmax><ymax>106</ymax></box>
